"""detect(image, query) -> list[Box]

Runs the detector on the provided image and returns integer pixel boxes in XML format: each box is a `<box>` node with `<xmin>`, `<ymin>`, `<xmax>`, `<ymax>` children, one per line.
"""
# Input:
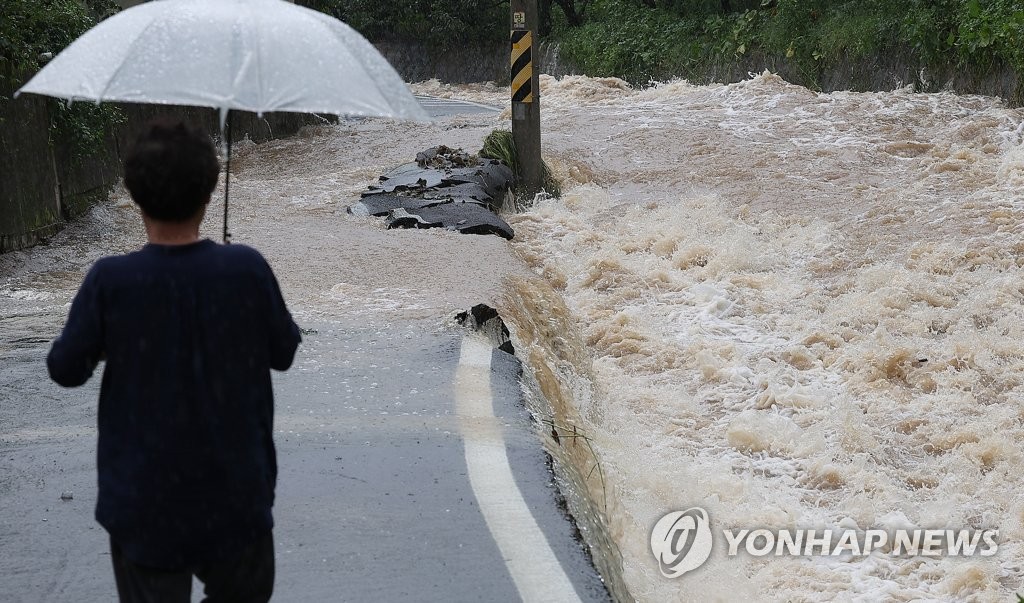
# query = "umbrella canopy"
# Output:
<box><xmin>17</xmin><ymin>0</ymin><xmax>428</xmax><ymax>122</ymax></box>
<box><xmin>16</xmin><ymin>0</ymin><xmax>429</xmax><ymax>241</ymax></box>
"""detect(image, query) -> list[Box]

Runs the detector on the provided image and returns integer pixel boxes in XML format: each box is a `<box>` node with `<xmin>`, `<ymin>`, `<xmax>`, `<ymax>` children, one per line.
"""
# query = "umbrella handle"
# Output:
<box><xmin>223</xmin><ymin>109</ymin><xmax>232</xmax><ymax>244</ymax></box>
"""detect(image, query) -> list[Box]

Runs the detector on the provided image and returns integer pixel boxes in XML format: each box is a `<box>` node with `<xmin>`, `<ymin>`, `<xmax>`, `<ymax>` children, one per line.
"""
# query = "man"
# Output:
<box><xmin>48</xmin><ymin>118</ymin><xmax>301</xmax><ymax>602</ymax></box>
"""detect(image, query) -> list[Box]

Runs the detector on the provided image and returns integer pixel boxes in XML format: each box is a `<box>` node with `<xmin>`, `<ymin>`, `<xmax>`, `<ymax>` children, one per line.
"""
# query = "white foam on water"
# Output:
<box><xmin>0</xmin><ymin>287</ymin><xmax>55</xmax><ymax>302</ymax></box>
<box><xmin>509</xmin><ymin>72</ymin><xmax>1024</xmax><ymax>601</ymax></box>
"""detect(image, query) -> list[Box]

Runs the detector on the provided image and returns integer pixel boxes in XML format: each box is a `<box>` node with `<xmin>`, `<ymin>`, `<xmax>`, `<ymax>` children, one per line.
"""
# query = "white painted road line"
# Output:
<box><xmin>456</xmin><ymin>334</ymin><xmax>583</xmax><ymax>603</ymax></box>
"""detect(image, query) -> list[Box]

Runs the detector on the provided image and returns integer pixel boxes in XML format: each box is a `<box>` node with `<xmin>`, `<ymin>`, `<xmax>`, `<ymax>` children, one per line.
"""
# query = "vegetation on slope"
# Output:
<box><xmin>1</xmin><ymin>0</ymin><xmax>123</xmax><ymax>160</ymax></box>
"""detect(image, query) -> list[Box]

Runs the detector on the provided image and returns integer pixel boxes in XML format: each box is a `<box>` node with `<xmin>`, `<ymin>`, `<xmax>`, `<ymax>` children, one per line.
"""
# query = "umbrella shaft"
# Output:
<box><xmin>223</xmin><ymin>111</ymin><xmax>232</xmax><ymax>244</ymax></box>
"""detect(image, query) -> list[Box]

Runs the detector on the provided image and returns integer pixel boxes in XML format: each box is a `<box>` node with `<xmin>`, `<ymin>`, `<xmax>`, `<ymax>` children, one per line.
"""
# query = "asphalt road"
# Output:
<box><xmin>273</xmin><ymin>320</ymin><xmax>609</xmax><ymax>602</ymax></box>
<box><xmin>0</xmin><ymin>318</ymin><xmax>609</xmax><ymax>602</ymax></box>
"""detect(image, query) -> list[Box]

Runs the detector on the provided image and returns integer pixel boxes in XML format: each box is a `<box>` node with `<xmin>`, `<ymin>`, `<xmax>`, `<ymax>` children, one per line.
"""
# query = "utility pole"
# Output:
<box><xmin>510</xmin><ymin>0</ymin><xmax>542</xmax><ymax>196</ymax></box>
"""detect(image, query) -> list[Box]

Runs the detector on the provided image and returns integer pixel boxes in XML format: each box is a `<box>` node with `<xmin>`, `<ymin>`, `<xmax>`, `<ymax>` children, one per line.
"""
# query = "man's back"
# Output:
<box><xmin>48</xmin><ymin>239</ymin><xmax>301</xmax><ymax>569</ymax></box>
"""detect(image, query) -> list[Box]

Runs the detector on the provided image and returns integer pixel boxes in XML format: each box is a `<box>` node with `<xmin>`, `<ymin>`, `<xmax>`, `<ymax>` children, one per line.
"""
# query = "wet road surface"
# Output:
<box><xmin>273</xmin><ymin>321</ymin><xmax>608</xmax><ymax>602</ymax></box>
<box><xmin>1</xmin><ymin>321</ymin><xmax>610</xmax><ymax>603</ymax></box>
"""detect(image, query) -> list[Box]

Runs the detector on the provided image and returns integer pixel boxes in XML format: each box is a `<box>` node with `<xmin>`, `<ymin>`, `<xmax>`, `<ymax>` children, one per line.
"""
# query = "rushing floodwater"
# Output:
<box><xmin>3</xmin><ymin>74</ymin><xmax>1024</xmax><ymax>601</ymax></box>
<box><xmin>506</xmin><ymin>73</ymin><xmax>1024</xmax><ymax>601</ymax></box>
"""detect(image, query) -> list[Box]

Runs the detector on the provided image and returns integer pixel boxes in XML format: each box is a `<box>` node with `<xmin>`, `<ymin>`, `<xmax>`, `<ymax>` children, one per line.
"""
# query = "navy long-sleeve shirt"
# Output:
<box><xmin>47</xmin><ymin>239</ymin><xmax>300</xmax><ymax>569</ymax></box>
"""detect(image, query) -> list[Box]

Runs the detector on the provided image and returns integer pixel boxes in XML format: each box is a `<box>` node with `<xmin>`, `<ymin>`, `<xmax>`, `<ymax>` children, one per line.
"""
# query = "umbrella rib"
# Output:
<box><xmin>97</xmin><ymin>17</ymin><xmax>163</xmax><ymax>102</ymax></box>
<box><xmin>251</xmin><ymin>10</ymin><xmax>265</xmax><ymax>114</ymax></box>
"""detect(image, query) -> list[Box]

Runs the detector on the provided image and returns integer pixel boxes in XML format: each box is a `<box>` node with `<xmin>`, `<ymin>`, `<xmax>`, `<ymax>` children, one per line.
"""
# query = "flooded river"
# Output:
<box><xmin>3</xmin><ymin>74</ymin><xmax>1024</xmax><ymax>601</ymax></box>
<box><xmin>506</xmin><ymin>74</ymin><xmax>1024</xmax><ymax>601</ymax></box>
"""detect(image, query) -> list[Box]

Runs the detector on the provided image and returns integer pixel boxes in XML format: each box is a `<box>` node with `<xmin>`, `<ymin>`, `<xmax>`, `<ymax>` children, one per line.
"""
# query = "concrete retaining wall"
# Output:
<box><xmin>378</xmin><ymin>40</ymin><xmax>575</xmax><ymax>85</ymax></box>
<box><xmin>688</xmin><ymin>48</ymin><xmax>1023</xmax><ymax>104</ymax></box>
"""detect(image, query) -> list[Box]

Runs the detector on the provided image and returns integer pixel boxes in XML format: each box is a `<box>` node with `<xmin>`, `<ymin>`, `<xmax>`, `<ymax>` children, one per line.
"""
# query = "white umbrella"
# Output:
<box><xmin>16</xmin><ymin>0</ymin><xmax>429</xmax><ymax>242</ymax></box>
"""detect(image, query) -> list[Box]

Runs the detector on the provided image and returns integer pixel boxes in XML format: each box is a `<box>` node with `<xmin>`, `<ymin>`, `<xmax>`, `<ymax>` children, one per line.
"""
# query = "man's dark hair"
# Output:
<box><xmin>124</xmin><ymin>118</ymin><xmax>220</xmax><ymax>222</ymax></box>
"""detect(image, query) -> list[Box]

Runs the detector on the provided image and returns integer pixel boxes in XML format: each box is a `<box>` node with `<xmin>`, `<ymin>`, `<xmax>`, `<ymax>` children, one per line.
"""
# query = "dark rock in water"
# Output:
<box><xmin>454</xmin><ymin>215</ymin><xmax>515</xmax><ymax>240</ymax></box>
<box><xmin>349</xmin><ymin>193</ymin><xmax>439</xmax><ymax>217</ymax></box>
<box><xmin>461</xmin><ymin>303</ymin><xmax>500</xmax><ymax>325</ymax></box>
<box><xmin>416</xmin><ymin>145</ymin><xmax>476</xmax><ymax>170</ymax></box>
<box><xmin>387</xmin><ymin>208</ymin><xmax>444</xmax><ymax>230</ymax></box>
<box><xmin>455</xmin><ymin>303</ymin><xmax>515</xmax><ymax>355</ymax></box>
<box><xmin>367</xmin><ymin>163</ymin><xmax>418</xmax><ymax>192</ymax></box>
<box><xmin>422</xmin><ymin>182</ymin><xmax>491</xmax><ymax>203</ymax></box>
<box><xmin>372</xmin><ymin>163</ymin><xmax>445</xmax><ymax>193</ymax></box>
<box><xmin>415</xmin><ymin>148</ymin><xmax>437</xmax><ymax>167</ymax></box>
<box><xmin>348</xmin><ymin>194</ymin><xmax>403</xmax><ymax>216</ymax></box>
<box><xmin>378</xmin><ymin>162</ymin><xmax>423</xmax><ymax>181</ymax></box>
<box><xmin>443</xmin><ymin>163</ymin><xmax>513</xmax><ymax>201</ymax></box>
<box><xmin>441</xmin><ymin>198</ymin><xmax>492</xmax><ymax>209</ymax></box>
<box><xmin>481</xmin><ymin>160</ymin><xmax>514</xmax><ymax>184</ymax></box>
<box><xmin>415</xmin><ymin>147</ymin><xmax>437</xmax><ymax>166</ymax></box>
<box><xmin>351</xmin><ymin>192</ymin><xmax>490</xmax><ymax>218</ymax></box>
<box><xmin>353</xmin><ymin>147</ymin><xmax>515</xmax><ymax>240</ymax></box>
<box><xmin>386</xmin><ymin>204</ymin><xmax>514</xmax><ymax>240</ymax></box>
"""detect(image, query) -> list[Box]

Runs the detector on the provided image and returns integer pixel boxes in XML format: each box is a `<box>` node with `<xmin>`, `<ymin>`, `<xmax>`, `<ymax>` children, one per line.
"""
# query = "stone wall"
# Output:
<box><xmin>688</xmin><ymin>47</ymin><xmax>1022</xmax><ymax>104</ymax></box>
<box><xmin>378</xmin><ymin>40</ymin><xmax>576</xmax><ymax>85</ymax></box>
<box><xmin>0</xmin><ymin>76</ymin><xmax>67</xmax><ymax>252</ymax></box>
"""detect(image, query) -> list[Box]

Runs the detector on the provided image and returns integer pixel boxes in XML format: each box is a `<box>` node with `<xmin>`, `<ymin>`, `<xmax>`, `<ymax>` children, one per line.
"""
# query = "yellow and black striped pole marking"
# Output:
<box><xmin>511</xmin><ymin>30</ymin><xmax>533</xmax><ymax>104</ymax></box>
<box><xmin>509</xmin><ymin>1</ymin><xmax>541</xmax><ymax>195</ymax></box>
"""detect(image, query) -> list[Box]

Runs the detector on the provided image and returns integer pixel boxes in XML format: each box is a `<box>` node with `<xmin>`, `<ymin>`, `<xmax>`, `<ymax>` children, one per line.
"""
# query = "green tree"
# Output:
<box><xmin>1</xmin><ymin>0</ymin><xmax>123</xmax><ymax>160</ymax></box>
<box><xmin>553</xmin><ymin>0</ymin><xmax>592</xmax><ymax>26</ymax></box>
<box><xmin>298</xmin><ymin>0</ymin><xmax>510</xmax><ymax>48</ymax></box>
